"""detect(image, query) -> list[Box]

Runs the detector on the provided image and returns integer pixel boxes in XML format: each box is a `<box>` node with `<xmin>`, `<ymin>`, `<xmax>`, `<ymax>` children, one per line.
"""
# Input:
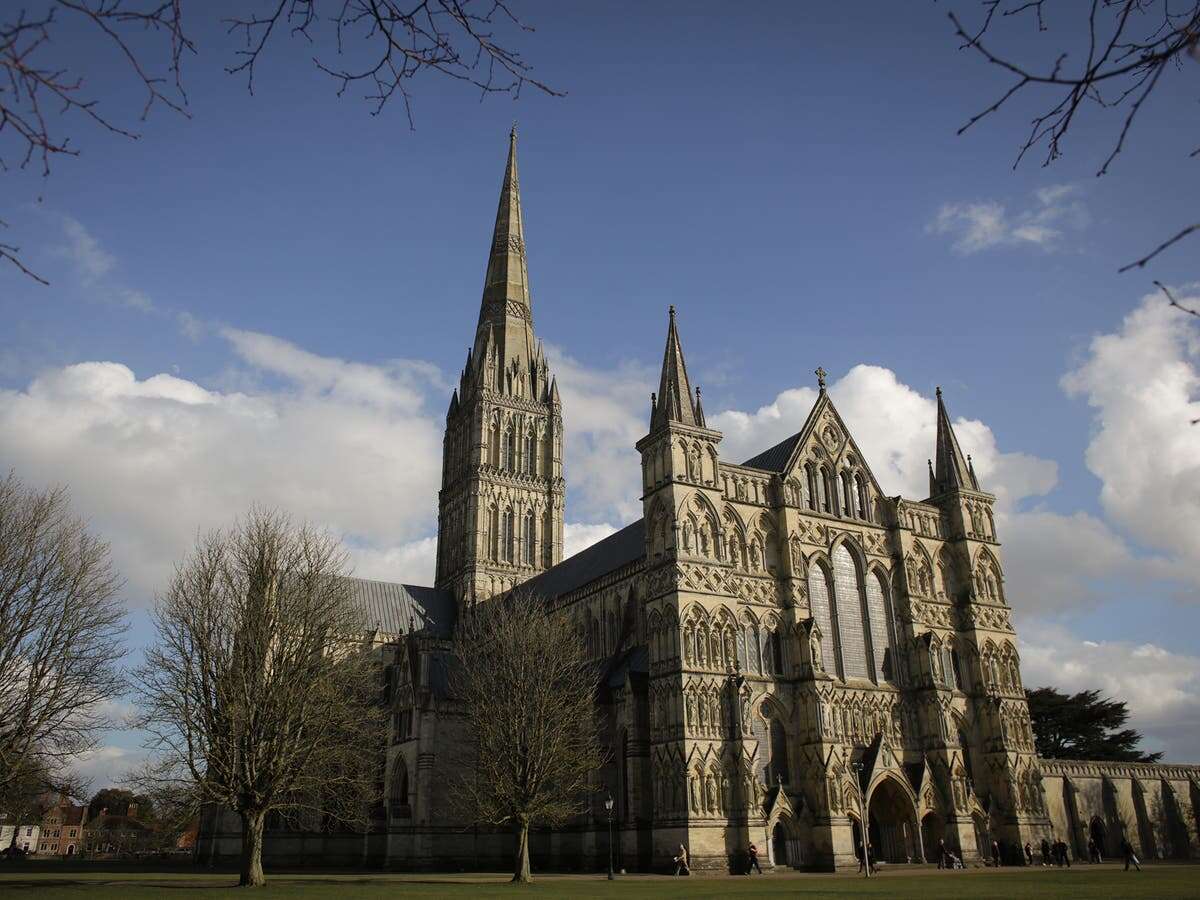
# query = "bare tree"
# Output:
<box><xmin>0</xmin><ymin>472</ymin><xmax>126</xmax><ymax>799</ymax></box>
<box><xmin>131</xmin><ymin>508</ymin><xmax>385</xmax><ymax>887</ymax></box>
<box><xmin>2</xmin><ymin>0</ymin><xmax>558</xmax><ymax>283</ymax></box>
<box><xmin>948</xmin><ymin>1</ymin><xmax>1200</xmax><ymax>274</ymax></box>
<box><xmin>448</xmin><ymin>593</ymin><xmax>607</xmax><ymax>883</ymax></box>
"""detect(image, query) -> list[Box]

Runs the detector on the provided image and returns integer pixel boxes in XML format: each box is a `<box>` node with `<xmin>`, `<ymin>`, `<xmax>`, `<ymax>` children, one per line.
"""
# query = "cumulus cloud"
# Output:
<box><xmin>1062</xmin><ymin>289</ymin><xmax>1200</xmax><ymax>565</ymax></box>
<box><xmin>0</xmin><ymin>335</ymin><xmax>446</xmax><ymax>601</ymax></box>
<box><xmin>927</xmin><ymin>184</ymin><xmax>1088</xmax><ymax>254</ymax></box>
<box><xmin>1021</xmin><ymin>625</ymin><xmax>1200</xmax><ymax>762</ymax></box>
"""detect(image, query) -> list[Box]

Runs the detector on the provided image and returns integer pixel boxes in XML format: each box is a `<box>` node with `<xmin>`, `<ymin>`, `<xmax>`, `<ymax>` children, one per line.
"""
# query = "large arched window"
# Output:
<box><xmin>806</xmin><ymin>562</ymin><xmax>839</xmax><ymax>676</ymax></box>
<box><xmin>832</xmin><ymin>544</ymin><xmax>869</xmax><ymax>679</ymax></box>
<box><xmin>865</xmin><ymin>570</ymin><xmax>895</xmax><ymax>683</ymax></box>
<box><xmin>522</xmin><ymin>511</ymin><xmax>535</xmax><ymax>565</ymax></box>
<box><xmin>488</xmin><ymin>506</ymin><xmax>500</xmax><ymax>560</ymax></box>
<box><xmin>525</xmin><ymin>431</ymin><xmax>537</xmax><ymax>476</ymax></box>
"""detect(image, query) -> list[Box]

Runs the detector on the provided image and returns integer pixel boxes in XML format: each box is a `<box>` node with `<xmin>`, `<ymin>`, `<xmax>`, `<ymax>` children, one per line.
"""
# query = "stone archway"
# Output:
<box><xmin>921</xmin><ymin>811</ymin><xmax>945</xmax><ymax>861</ymax></box>
<box><xmin>868</xmin><ymin>777</ymin><xmax>919</xmax><ymax>864</ymax></box>
<box><xmin>772</xmin><ymin>821</ymin><xmax>789</xmax><ymax>867</ymax></box>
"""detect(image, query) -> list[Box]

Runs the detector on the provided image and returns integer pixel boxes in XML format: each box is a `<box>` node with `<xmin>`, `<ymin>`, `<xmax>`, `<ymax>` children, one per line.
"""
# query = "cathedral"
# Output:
<box><xmin>198</xmin><ymin>130</ymin><xmax>1200</xmax><ymax>872</ymax></box>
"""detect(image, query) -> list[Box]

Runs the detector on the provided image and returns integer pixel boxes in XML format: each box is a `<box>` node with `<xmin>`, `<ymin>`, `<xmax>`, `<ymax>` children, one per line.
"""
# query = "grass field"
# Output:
<box><xmin>0</xmin><ymin>865</ymin><xmax>1196</xmax><ymax>898</ymax></box>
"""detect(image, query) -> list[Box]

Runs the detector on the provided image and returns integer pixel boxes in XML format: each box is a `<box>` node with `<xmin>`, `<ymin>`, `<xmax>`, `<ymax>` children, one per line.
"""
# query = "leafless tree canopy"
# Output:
<box><xmin>448</xmin><ymin>593</ymin><xmax>606</xmax><ymax>883</ymax></box>
<box><xmin>2</xmin><ymin>0</ymin><xmax>556</xmax><ymax>283</ymax></box>
<box><xmin>0</xmin><ymin>472</ymin><xmax>126</xmax><ymax>800</ymax></box>
<box><xmin>132</xmin><ymin>508</ymin><xmax>384</xmax><ymax>887</ymax></box>
<box><xmin>950</xmin><ymin>1</ymin><xmax>1200</xmax><ymax>271</ymax></box>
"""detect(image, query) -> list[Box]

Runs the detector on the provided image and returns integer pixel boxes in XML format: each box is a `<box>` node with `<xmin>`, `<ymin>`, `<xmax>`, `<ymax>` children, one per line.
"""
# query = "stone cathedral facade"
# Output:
<box><xmin>197</xmin><ymin>131</ymin><xmax>1200</xmax><ymax>872</ymax></box>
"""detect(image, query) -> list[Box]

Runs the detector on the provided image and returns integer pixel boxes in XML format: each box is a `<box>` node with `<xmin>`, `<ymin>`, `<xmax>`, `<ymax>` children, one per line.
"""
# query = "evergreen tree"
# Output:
<box><xmin>1026</xmin><ymin>687</ymin><xmax>1162</xmax><ymax>763</ymax></box>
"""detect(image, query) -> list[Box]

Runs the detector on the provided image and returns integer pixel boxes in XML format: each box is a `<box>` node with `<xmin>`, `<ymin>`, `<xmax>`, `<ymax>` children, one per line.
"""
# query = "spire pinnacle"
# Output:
<box><xmin>651</xmin><ymin>306</ymin><xmax>698</xmax><ymax>430</ymax></box>
<box><xmin>694</xmin><ymin>386</ymin><xmax>706</xmax><ymax>428</ymax></box>
<box><xmin>932</xmin><ymin>388</ymin><xmax>979</xmax><ymax>494</ymax></box>
<box><xmin>480</xmin><ymin>127</ymin><xmax>530</xmax><ymax>320</ymax></box>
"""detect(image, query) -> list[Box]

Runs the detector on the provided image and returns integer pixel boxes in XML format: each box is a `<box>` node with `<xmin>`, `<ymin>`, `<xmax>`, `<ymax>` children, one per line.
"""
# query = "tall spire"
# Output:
<box><xmin>480</xmin><ymin>125</ymin><xmax>530</xmax><ymax>320</ymax></box>
<box><xmin>651</xmin><ymin>305</ymin><xmax>699</xmax><ymax>430</ymax></box>
<box><xmin>932</xmin><ymin>386</ymin><xmax>979</xmax><ymax>494</ymax></box>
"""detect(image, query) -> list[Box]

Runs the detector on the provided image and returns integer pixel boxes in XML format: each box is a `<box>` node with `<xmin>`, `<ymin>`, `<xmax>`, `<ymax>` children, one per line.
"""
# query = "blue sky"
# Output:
<box><xmin>2</xmin><ymin>2</ymin><xmax>1198</xmax><ymax>781</ymax></box>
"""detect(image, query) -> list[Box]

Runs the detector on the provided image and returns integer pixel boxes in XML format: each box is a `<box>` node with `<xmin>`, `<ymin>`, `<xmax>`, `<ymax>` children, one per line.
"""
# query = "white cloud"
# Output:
<box><xmin>564</xmin><ymin>522</ymin><xmax>619</xmax><ymax>558</ymax></box>
<box><xmin>58</xmin><ymin>215</ymin><xmax>115</xmax><ymax>282</ymax></box>
<box><xmin>1062</xmin><ymin>289</ymin><xmax>1200</xmax><ymax>565</ymax></box>
<box><xmin>547</xmin><ymin>345</ymin><xmax>654</xmax><ymax>525</ymax></box>
<box><xmin>928</xmin><ymin>183</ymin><xmax>1088</xmax><ymax>255</ymax></box>
<box><xmin>1021</xmin><ymin>625</ymin><xmax>1200</xmax><ymax>762</ymax></box>
<box><xmin>71</xmin><ymin>744</ymin><xmax>149</xmax><ymax>790</ymax></box>
<box><xmin>0</xmin><ymin>335</ymin><xmax>446</xmax><ymax>601</ymax></box>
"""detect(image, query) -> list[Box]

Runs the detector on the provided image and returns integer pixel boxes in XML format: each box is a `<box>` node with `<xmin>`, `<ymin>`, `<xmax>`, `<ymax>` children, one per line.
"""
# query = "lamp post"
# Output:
<box><xmin>851</xmin><ymin>761</ymin><xmax>870</xmax><ymax>879</ymax></box>
<box><xmin>604</xmin><ymin>794</ymin><xmax>615</xmax><ymax>880</ymax></box>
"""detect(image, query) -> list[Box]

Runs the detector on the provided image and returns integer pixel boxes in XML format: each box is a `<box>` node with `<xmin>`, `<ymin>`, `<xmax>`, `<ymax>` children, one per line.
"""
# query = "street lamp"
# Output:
<box><xmin>851</xmin><ymin>761</ymin><xmax>871</xmax><ymax>879</ymax></box>
<box><xmin>604</xmin><ymin>794</ymin><xmax>615</xmax><ymax>880</ymax></box>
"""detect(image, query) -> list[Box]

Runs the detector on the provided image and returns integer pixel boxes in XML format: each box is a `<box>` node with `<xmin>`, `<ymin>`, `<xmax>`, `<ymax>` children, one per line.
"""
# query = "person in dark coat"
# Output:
<box><xmin>1024</xmin><ymin>841</ymin><xmax>1033</xmax><ymax>866</ymax></box>
<box><xmin>747</xmin><ymin>842</ymin><xmax>763</xmax><ymax>875</ymax></box>
<box><xmin>1121</xmin><ymin>837</ymin><xmax>1142</xmax><ymax>872</ymax></box>
<box><xmin>991</xmin><ymin>839</ymin><xmax>1001</xmax><ymax>867</ymax></box>
<box><xmin>937</xmin><ymin>838</ymin><xmax>947</xmax><ymax>869</ymax></box>
<box><xmin>1040</xmin><ymin>837</ymin><xmax>1051</xmax><ymax>866</ymax></box>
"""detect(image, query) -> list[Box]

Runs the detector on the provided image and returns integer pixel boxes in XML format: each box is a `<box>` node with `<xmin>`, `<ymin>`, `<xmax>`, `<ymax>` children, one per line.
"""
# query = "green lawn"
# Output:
<box><xmin>0</xmin><ymin>866</ymin><xmax>1196</xmax><ymax>898</ymax></box>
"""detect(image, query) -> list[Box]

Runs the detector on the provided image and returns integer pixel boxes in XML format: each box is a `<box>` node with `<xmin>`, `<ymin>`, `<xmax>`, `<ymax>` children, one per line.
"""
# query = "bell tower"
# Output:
<box><xmin>435</xmin><ymin>128</ymin><xmax>564</xmax><ymax>605</ymax></box>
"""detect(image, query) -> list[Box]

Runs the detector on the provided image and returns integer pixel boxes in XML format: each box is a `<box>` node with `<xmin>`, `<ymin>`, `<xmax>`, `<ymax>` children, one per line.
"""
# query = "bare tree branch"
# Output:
<box><xmin>0</xmin><ymin>472</ymin><xmax>127</xmax><ymax>799</ymax></box>
<box><xmin>447</xmin><ymin>592</ymin><xmax>607</xmax><ymax>883</ymax></box>
<box><xmin>130</xmin><ymin>508</ymin><xmax>384</xmax><ymax>887</ymax></box>
<box><xmin>949</xmin><ymin>1</ymin><xmax>1200</xmax><ymax>269</ymax></box>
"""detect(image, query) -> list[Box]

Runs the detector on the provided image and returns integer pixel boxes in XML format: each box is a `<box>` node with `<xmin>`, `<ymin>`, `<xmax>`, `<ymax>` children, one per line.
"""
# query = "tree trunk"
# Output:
<box><xmin>239</xmin><ymin>809</ymin><xmax>267</xmax><ymax>887</ymax></box>
<box><xmin>512</xmin><ymin>818</ymin><xmax>531</xmax><ymax>883</ymax></box>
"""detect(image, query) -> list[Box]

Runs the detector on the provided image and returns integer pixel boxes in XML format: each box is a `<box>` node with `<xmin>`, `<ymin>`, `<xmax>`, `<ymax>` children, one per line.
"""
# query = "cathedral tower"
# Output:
<box><xmin>435</xmin><ymin>129</ymin><xmax>564</xmax><ymax>605</ymax></box>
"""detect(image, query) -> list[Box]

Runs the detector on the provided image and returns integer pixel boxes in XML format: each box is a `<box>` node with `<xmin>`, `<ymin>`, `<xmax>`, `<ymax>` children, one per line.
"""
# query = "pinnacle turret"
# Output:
<box><xmin>651</xmin><ymin>306</ymin><xmax>700</xmax><ymax>430</ymax></box>
<box><xmin>932</xmin><ymin>386</ymin><xmax>979</xmax><ymax>494</ymax></box>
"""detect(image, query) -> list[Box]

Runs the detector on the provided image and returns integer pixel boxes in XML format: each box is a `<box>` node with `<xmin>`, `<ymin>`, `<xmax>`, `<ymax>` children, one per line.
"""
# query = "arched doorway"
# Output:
<box><xmin>868</xmin><ymin>778</ymin><xmax>917</xmax><ymax>864</ymax></box>
<box><xmin>921</xmin><ymin>811</ymin><xmax>945</xmax><ymax>860</ymax></box>
<box><xmin>772</xmin><ymin>822</ymin><xmax>789</xmax><ymax>867</ymax></box>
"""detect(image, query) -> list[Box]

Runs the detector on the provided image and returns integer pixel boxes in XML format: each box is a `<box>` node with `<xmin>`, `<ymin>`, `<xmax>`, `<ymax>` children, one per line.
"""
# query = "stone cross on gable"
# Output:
<box><xmin>815</xmin><ymin>367</ymin><xmax>828</xmax><ymax>390</ymax></box>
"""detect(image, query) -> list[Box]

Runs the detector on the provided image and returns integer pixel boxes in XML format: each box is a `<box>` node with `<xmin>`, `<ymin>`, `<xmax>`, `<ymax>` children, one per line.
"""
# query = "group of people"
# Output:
<box><xmin>670</xmin><ymin>832</ymin><xmax>1145</xmax><ymax>876</ymax></box>
<box><xmin>671</xmin><ymin>842</ymin><xmax>765</xmax><ymax>876</ymax></box>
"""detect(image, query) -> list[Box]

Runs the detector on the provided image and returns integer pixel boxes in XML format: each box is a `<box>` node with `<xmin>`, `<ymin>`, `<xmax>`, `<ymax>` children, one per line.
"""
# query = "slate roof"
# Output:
<box><xmin>520</xmin><ymin>518</ymin><xmax>645</xmax><ymax>601</ymax></box>
<box><xmin>344</xmin><ymin>577</ymin><xmax>455</xmax><ymax>639</ymax></box>
<box><xmin>741</xmin><ymin>431</ymin><xmax>802</xmax><ymax>472</ymax></box>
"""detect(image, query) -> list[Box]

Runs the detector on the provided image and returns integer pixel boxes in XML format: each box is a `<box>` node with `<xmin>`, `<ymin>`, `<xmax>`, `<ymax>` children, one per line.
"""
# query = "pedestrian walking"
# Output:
<box><xmin>1024</xmin><ymin>841</ymin><xmax>1033</xmax><ymax>866</ymax></box>
<box><xmin>1087</xmin><ymin>837</ymin><xmax>1098</xmax><ymax>863</ymax></box>
<box><xmin>1040</xmin><ymin>837</ymin><xmax>1051</xmax><ymax>866</ymax></box>
<box><xmin>991</xmin><ymin>839</ymin><xmax>1001</xmax><ymax>868</ymax></box>
<box><xmin>747</xmin><ymin>842</ymin><xmax>763</xmax><ymax>875</ymax></box>
<box><xmin>673</xmin><ymin>844</ymin><xmax>690</xmax><ymax>876</ymax></box>
<box><xmin>1121</xmin><ymin>837</ymin><xmax>1142</xmax><ymax>872</ymax></box>
<box><xmin>937</xmin><ymin>838</ymin><xmax>947</xmax><ymax>869</ymax></box>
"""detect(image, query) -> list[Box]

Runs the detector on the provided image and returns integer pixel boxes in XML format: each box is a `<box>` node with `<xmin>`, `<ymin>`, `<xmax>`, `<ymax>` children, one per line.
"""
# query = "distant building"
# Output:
<box><xmin>37</xmin><ymin>800</ymin><xmax>87</xmax><ymax>856</ymax></box>
<box><xmin>1</xmin><ymin>822</ymin><xmax>40</xmax><ymax>853</ymax></box>
<box><xmin>198</xmin><ymin>130</ymin><xmax>1200</xmax><ymax>872</ymax></box>
<box><xmin>84</xmin><ymin>804</ymin><xmax>153</xmax><ymax>856</ymax></box>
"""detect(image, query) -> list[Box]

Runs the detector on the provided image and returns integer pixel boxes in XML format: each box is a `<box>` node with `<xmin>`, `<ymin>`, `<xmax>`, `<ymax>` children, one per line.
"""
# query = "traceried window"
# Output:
<box><xmin>523</xmin><ymin>511</ymin><xmax>535</xmax><ymax>565</ymax></box>
<box><xmin>832</xmin><ymin>545</ymin><xmax>869</xmax><ymax>679</ymax></box>
<box><xmin>502</xmin><ymin>508</ymin><xmax>515</xmax><ymax>562</ymax></box>
<box><xmin>864</xmin><ymin>570</ymin><xmax>895</xmax><ymax>683</ymax></box>
<box><xmin>525</xmin><ymin>431</ymin><xmax>537</xmax><ymax>476</ymax></box>
<box><xmin>806</xmin><ymin>562</ymin><xmax>839</xmax><ymax>676</ymax></box>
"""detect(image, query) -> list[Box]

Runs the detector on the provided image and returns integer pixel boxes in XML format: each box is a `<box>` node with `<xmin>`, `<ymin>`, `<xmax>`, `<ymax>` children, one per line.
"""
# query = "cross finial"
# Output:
<box><xmin>668</xmin><ymin>304</ymin><xmax>676</xmax><ymax>320</ymax></box>
<box><xmin>510</xmin><ymin>121</ymin><xmax>518</xmax><ymax>139</ymax></box>
<box><xmin>936</xmin><ymin>385</ymin><xmax>943</xmax><ymax>398</ymax></box>
<box><xmin>815</xmin><ymin>366</ymin><xmax>828</xmax><ymax>391</ymax></box>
